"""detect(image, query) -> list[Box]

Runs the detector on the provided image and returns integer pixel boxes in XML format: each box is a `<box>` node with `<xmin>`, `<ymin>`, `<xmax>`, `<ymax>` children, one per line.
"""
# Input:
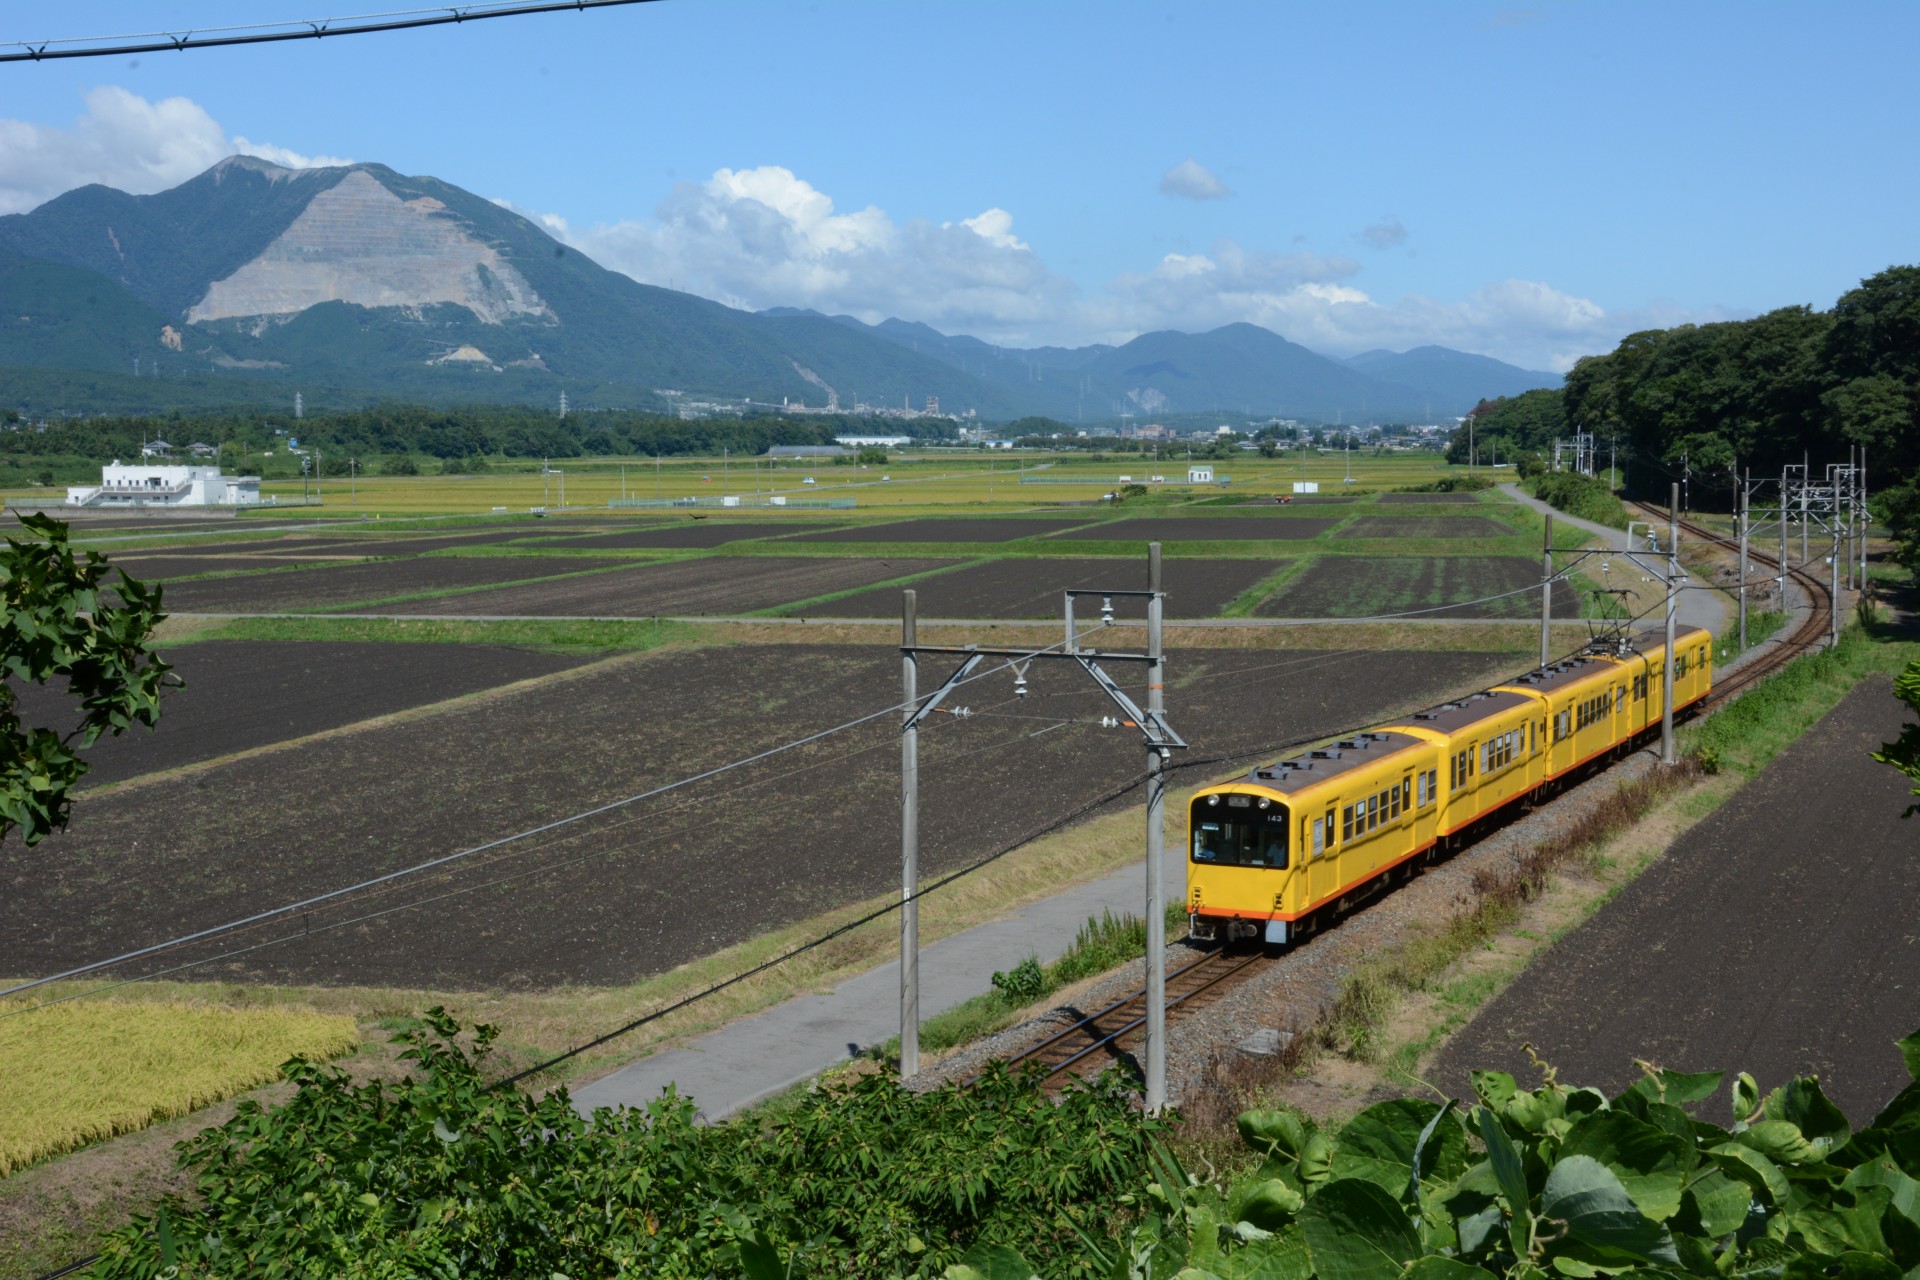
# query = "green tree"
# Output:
<box><xmin>1</xmin><ymin>516</ymin><xmax>173</xmax><ymax>845</ymax></box>
<box><xmin>856</xmin><ymin>445</ymin><xmax>888</xmax><ymax>465</ymax></box>
<box><xmin>1874</xmin><ymin>660</ymin><xmax>1920</xmax><ymax>816</ymax></box>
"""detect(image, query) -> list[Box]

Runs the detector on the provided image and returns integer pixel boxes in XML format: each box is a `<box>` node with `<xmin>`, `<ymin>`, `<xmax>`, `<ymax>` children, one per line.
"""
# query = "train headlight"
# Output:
<box><xmin>1257</xmin><ymin>798</ymin><xmax>1271</xmax><ymax>811</ymax></box>
<box><xmin>1206</xmin><ymin>795</ymin><xmax>1219</xmax><ymax>807</ymax></box>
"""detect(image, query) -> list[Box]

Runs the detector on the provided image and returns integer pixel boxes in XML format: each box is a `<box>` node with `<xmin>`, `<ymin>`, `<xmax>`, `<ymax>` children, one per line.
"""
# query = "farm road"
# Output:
<box><xmin>0</xmin><ymin>646</ymin><xmax>1517</xmax><ymax>991</ymax></box>
<box><xmin>1432</xmin><ymin>676</ymin><xmax>1920</xmax><ymax>1119</ymax></box>
<box><xmin>1498</xmin><ymin>482</ymin><xmax>1728</xmax><ymax>635</ymax></box>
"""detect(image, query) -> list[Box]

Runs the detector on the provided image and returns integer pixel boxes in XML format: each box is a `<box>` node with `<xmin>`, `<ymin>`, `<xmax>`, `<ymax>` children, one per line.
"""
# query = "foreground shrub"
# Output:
<box><xmin>92</xmin><ymin>1009</ymin><xmax>1155</xmax><ymax>1278</ymax></box>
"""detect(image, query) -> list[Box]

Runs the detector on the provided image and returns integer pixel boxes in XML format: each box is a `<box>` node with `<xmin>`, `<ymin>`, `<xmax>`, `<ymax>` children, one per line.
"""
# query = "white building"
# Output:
<box><xmin>67</xmin><ymin>461</ymin><xmax>262</xmax><ymax>509</ymax></box>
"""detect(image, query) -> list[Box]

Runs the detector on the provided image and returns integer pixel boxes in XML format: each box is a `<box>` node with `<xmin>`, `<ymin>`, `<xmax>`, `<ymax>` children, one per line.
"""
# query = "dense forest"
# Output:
<box><xmin>1452</xmin><ymin>265</ymin><xmax>1919</xmax><ymax>570</ymax></box>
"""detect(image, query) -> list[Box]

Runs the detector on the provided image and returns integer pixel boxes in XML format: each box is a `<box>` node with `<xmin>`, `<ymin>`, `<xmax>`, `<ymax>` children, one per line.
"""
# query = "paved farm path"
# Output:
<box><xmin>1498</xmin><ymin>482</ymin><xmax>1730</xmax><ymax>636</ymax></box>
<box><xmin>568</xmin><ymin>843</ymin><xmax>1189</xmax><ymax>1122</ymax></box>
<box><xmin>1431</xmin><ymin>674</ymin><xmax>1920</xmax><ymax>1119</ymax></box>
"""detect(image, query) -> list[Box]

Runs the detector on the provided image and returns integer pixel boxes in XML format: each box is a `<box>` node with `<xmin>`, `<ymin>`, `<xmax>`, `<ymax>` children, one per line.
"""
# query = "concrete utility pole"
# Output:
<box><xmin>1661</xmin><ymin>483</ymin><xmax>1679</xmax><ymax>767</ymax></box>
<box><xmin>1802</xmin><ymin>450</ymin><xmax>1810</xmax><ymax>567</ymax></box>
<box><xmin>1830</xmin><ymin>517</ymin><xmax>1841</xmax><ymax>651</ymax></box>
<box><xmin>1737</xmin><ymin>480</ymin><xmax>1749</xmax><ymax>652</ymax></box>
<box><xmin>1860</xmin><ymin>448</ymin><xmax>1870</xmax><ymax>593</ymax></box>
<box><xmin>896</xmin><ymin>548</ymin><xmax>1185</xmax><ymax>1108</ymax></box>
<box><xmin>1143</xmin><ymin>544</ymin><xmax>1168</xmax><ymax>1113</ymax></box>
<box><xmin>899</xmin><ymin>590</ymin><xmax>920</xmax><ymax>1077</ymax></box>
<box><xmin>1541</xmin><ymin>514</ymin><xmax>1553</xmax><ymax>669</ymax></box>
<box><xmin>1779</xmin><ymin>465</ymin><xmax>1790</xmax><ymax>614</ymax></box>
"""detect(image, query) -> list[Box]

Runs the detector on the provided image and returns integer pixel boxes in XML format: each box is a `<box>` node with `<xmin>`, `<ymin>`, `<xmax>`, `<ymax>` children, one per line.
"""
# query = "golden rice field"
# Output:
<box><xmin>0</xmin><ymin>999</ymin><xmax>358</xmax><ymax>1175</ymax></box>
<box><xmin>222</xmin><ymin>449</ymin><xmax>1458</xmax><ymax>516</ymax></box>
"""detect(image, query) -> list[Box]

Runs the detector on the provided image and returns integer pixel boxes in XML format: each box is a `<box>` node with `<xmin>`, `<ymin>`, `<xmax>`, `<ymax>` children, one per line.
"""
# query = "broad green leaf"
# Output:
<box><xmin>1300</xmin><ymin>1178</ymin><xmax>1420</xmax><ymax>1280</ymax></box>
<box><xmin>1872</xmin><ymin>1081</ymin><xmax>1920</xmax><ymax>1136</ymax></box>
<box><xmin>1561</xmin><ymin>1110</ymin><xmax>1693</xmax><ymax>1221</ymax></box>
<box><xmin>1899</xmin><ymin>1030</ymin><xmax>1920</xmax><ymax>1083</ymax></box>
<box><xmin>1405</xmin><ymin>1257</ymin><xmax>1499</xmax><ymax>1280</ymax></box>
<box><xmin>1766</xmin><ymin>1078</ymin><xmax>1852</xmax><ymax>1156</ymax></box>
<box><xmin>1216</xmin><ymin>1224</ymin><xmax>1312</xmax><ymax>1280</ymax></box>
<box><xmin>1241</xmin><ymin>1110</ymin><xmax>1316</xmax><ymax>1159</ymax></box>
<box><xmin>1540</xmin><ymin>1154</ymin><xmax>1681</xmax><ymax>1265</ymax></box>
<box><xmin>1684</xmin><ymin>1167</ymin><xmax>1754</xmax><ymax>1238</ymax></box>
<box><xmin>1301</xmin><ymin>1132</ymin><xmax>1336</xmax><ymax>1187</ymax></box>
<box><xmin>1740</xmin><ymin>1122</ymin><xmax>1821</xmax><ymax>1166</ymax></box>
<box><xmin>1734</xmin><ymin>1074</ymin><xmax>1761</xmax><ymax>1125</ymax></box>
<box><xmin>954</xmin><ymin>1243</ymin><xmax>1041</xmax><ymax>1280</ymax></box>
<box><xmin>1335</xmin><ymin>1099</ymin><xmax>1466</xmax><ymax>1196</ymax></box>
<box><xmin>1709</xmin><ymin>1142</ymin><xmax>1793</xmax><ymax>1207</ymax></box>
<box><xmin>1829</xmin><ymin>1252</ymin><xmax>1904</xmax><ymax>1280</ymax></box>
<box><xmin>1844</xmin><ymin>1160</ymin><xmax>1920</xmax><ymax>1221</ymax></box>
<box><xmin>1477</xmin><ymin>1106</ymin><xmax>1534</xmax><ymax>1261</ymax></box>
<box><xmin>1476</xmin><ymin>1071</ymin><xmax>1519</xmax><ymax>1111</ymax></box>
<box><xmin>1239</xmin><ymin>1180</ymin><xmax>1305</xmax><ymax>1230</ymax></box>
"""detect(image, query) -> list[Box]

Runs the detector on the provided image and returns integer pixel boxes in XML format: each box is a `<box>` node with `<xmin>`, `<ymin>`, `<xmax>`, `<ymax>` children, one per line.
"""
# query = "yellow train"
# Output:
<box><xmin>1187</xmin><ymin>626</ymin><xmax>1713</xmax><ymax>946</ymax></box>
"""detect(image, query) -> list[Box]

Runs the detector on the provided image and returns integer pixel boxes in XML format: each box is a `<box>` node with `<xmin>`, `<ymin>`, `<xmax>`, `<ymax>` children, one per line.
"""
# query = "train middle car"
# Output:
<box><xmin>1188</xmin><ymin>626</ymin><xmax>1712</xmax><ymax>945</ymax></box>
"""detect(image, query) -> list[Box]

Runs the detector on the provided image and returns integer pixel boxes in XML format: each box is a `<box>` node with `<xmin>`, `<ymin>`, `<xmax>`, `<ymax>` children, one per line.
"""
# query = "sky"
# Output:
<box><xmin>0</xmin><ymin>1</ymin><xmax>1913</xmax><ymax>373</ymax></box>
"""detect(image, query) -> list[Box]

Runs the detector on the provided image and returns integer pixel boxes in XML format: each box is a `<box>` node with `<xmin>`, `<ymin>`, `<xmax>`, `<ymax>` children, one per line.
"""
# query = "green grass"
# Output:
<box><xmin>860</xmin><ymin>905</ymin><xmax>1189</xmax><ymax>1069</ymax></box>
<box><xmin>175</xmin><ymin>614</ymin><xmax>702</xmax><ymax>653</ymax></box>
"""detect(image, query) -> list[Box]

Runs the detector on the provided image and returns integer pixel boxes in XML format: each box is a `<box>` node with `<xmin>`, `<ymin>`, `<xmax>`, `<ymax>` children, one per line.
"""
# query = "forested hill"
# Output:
<box><xmin>1450</xmin><ymin>265</ymin><xmax>1919</xmax><ymax>568</ymax></box>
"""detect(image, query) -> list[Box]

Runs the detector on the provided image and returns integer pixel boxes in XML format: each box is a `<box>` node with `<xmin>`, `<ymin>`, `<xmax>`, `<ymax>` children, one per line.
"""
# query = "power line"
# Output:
<box><xmin>3</xmin><ymin>0</ymin><xmax>664</xmax><ymax>63</ymax></box>
<box><xmin>0</xmin><ymin>634</ymin><xmax>1086</xmax><ymax>1005</ymax></box>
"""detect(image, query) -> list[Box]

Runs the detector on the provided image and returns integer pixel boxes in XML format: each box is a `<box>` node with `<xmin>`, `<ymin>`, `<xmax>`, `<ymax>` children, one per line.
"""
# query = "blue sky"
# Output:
<box><xmin>0</xmin><ymin>1</ymin><xmax>1912</xmax><ymax>370</ymax></box>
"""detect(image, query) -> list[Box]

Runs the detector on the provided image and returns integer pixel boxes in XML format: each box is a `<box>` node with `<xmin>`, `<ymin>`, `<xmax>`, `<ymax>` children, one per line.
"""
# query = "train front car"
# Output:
<box><xmin>1188</xmin><ymin>731</ymin><xmax>1439</xmax><ymax>948</ymax></box>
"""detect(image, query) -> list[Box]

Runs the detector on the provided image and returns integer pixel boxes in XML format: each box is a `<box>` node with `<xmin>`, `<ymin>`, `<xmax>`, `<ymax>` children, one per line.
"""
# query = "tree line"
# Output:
<box><xmin>1452</xmin><ymin>265</ymin><xmax>1919</xmax><ymax>569</ymax></box>
<box><xmin>0</xmin><ymin>404</ymin><xmax>963</xmax><ymax>466</ymax></box>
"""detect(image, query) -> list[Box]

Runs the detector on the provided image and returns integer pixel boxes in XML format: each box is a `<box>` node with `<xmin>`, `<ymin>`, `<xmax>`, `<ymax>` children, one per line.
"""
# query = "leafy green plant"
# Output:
<box><xmin>1</xmin><ymin>515</ymin><xmax>173</xmax><ymax>845</ymax></box>
<box><xmin>993</xmin><ymin>956</ymin><xmax>1048</xmax><ymax>1002</ymax></box>
<box><xmin>970</xmin><ymin>1027</ymin><xmax>1920</xmax><ymax>1280</ymax></box>
<box><xmin>1526</xmin><ymin>470</ymin><xmax>1629</xmax><ymax>529</ymax></box>
<box><xmin>91</xmin><ymin>1009</ymin><xmax>1159</xmax><ymax>1278</ymax></box>
<box><xmin>1871</xmin><ymin>658</ymin><xmax>1920</xmax><ymax>814</ymax></box>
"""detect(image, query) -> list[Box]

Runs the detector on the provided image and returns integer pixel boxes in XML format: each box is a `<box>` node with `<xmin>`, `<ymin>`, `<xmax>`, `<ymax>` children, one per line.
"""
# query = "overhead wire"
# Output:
<box><xmin>0</xmin><ymin>631</ymin><xmax>1089</xmax><ymax>1003</ymax></box>
<box><xmin>3</xmin><ymin>0</ymin><xmax>664</xmax><ymax>63</ymax></box>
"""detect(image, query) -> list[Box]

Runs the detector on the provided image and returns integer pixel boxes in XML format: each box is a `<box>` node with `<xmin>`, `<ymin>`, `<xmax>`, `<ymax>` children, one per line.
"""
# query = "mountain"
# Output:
<box><xmin>0</xmin><ymin>157</ymin><xmax>1558</xmax><ymax>421</ymax></box>
<box><xmin>0</xmin><ymin>157</ymin><xmax>1031</xmax><ymax>415</ymax></box>
<box><xmin>802</xmin><ymin>312</ymin><xmax>1541</xmax><ymax>421</ymax></box>
<box><xmin>1343</xmin><ymin>345</ymin><xmax>1559</xmax><ymax>409</ymax></box>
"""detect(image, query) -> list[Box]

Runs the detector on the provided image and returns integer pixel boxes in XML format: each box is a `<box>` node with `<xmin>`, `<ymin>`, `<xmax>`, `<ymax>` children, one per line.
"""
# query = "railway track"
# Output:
<box><xmin>1626</xmin><ymin>499</ymin><xmax>1837</xmax><ymax>704</ymax></box>
<box><xmin>960</xmin><ymin>501</ymin><xmax>1847</xmax><ymax>1097</ymax></box>
<box><xmin>968</xmin><ymin>946</ymin><xmax>1266</xmax><ymax>1089</ymax></box>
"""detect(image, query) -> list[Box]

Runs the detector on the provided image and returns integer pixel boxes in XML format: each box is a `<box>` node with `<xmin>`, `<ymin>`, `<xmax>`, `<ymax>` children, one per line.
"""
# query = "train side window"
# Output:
<box><xmin>1390</xmin><ymin>783</ymin><xmax>1401</xmax><ymax>819</ymax></box>
<box><xmin>1368</xmin><ymin>794</ymin><xmax>1380</xmax><ymax>830</ymax></box>
<box><xmin>1341</xmin><ymin>804</ymin><xmax>1353</xmax><ymax>841</ymax></box>
<box><xmin>1311</xmin><ymin>816</ymin><xmax>1324</xmax><ymax>857</ymax></box>
<box><xmin>1416</xmin><ymin>773</ymin><xmax>1427</xmax><ymax>805</ymax></box>
<box><xmin>1426</xmin><ymin>768</ymin><xmax>1437</xmax><ymax>803</ymax></box>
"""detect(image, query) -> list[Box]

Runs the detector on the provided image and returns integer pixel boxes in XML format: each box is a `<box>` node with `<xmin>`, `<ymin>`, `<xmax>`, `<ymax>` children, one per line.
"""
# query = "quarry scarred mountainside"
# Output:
<box><xmin>0</xmin><ymin>156</ymin><xmax>1557</xmax><ymax>417</ymax></box>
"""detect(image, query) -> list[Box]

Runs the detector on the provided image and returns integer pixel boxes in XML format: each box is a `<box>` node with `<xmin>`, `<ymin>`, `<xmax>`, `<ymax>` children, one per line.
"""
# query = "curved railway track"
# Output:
<box><xmin>1626</xmin><ymin>499</ymin><xmax>1837</xmax><ymax>705</ymax></box>
<box><xmin>969</xmin><ymin>500</ymin><xmax>1843</xmax><ymax>1095</ymax></box>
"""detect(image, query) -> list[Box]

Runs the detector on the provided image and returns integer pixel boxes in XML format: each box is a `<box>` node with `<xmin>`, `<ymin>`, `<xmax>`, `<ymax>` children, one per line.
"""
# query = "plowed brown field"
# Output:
<box><xmin>0</xmin><ymin>645</ymin><xmax>1514</xmax><ymax>989</ymax></box>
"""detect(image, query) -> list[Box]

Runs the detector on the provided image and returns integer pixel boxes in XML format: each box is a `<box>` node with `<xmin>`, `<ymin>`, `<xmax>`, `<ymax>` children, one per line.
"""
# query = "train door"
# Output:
<box><xmin>1311</xmin><ymin>798</ymin><xmax>1347</xmax><ymax>905</ymax></box>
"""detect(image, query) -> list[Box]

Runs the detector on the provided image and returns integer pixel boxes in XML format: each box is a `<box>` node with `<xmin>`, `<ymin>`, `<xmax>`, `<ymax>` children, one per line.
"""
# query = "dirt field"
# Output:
<box><xmin>1048</xmin><ymin>517</ymin><xmax>1337</xmax><ymax>542</ymax></box>
<box><xmin>789</xmin><ymin>518</ymin><xmax>1089</xmax><ymax>543</ymax></box>
<box><xmin>1378</xmin><ymin>492</ymin><xmax>1482</xmax><ymax>504</ymax></box>
<box><xmin>1238</xmin><ymin>496</ymin><xmax>1356</xmax><ymax>506</ymax></box>
<box><xmin>106</xmin><ymin>556</ymin><xmax>339</xmax><ymax>581</ymax></box>
<box><xmin>0</xmin><ymin>645</ymin><xmax>1512</xmax><ymax>990</ymax></box>
<box><xmin>159</xmin><ymin>557</ymin><xmax>631</xmax><ymax>613</ymax></box>
<box><xmin>9</xmin><ymin>641</ymin><xmax>595</xmax><ymax>788</ymax></box>
<box><xmin>801</xmin><ymin>558</ymin><xmax>1275</xmax><ymax>619</ymax></box>
<box><xmin>1431</xmin><ymin>675</ymin><xmax>1920</xmax><ymax>1118</ymax></box>
<box><xmin>1336</xmin><ymin>516</ymin><xmax>1516</xmax><ymax>539</ymax></box>
<box><xmin>359</xmin><ymin>556</ymin><xmax>956</xmax><ymax>617</ymax></box>
<box><xmin>531</xmin><ymin>523</ymin><xmax>837</xmax><ymax>550</ymax></box>
<box><xmin>1254</xmin><ymin>556</ymin><xmax>1574</xmax><ymax>620</ymax></box>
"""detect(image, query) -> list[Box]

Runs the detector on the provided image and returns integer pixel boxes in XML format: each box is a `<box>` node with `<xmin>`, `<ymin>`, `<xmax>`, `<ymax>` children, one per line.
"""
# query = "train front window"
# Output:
<box><xmin>1192</xmin><ymin>807</ymin><xmax>1290</xmax><ymax>868</ymax></box>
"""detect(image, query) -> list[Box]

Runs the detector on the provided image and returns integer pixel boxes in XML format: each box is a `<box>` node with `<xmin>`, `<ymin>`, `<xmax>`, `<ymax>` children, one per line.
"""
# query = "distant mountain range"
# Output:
<box><xmin>0</xmin><ymin>157</ymin><xmax>1559</xmax><ymax>421</ymax></box>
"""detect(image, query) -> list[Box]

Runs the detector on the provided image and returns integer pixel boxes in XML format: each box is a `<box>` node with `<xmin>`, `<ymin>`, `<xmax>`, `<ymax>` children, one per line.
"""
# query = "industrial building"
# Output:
<box><xmin>66</xmin><ymin>462</ymin><xmax>262</xmax><ymax>508</ymax></box>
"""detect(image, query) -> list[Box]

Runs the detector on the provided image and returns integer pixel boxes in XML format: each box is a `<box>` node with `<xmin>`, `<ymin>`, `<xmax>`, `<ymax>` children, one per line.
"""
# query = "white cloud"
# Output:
<box><xmin>554</xmin><ymin>165</ymin><xmax>1738</xmax><ymax>370</ymax></box>
<box><xmin>1357</xmin><ymin>215</ymin><xmax>1408</xmax><ymax>250</ymax></box>
<box><xmin>0</xmin><ymin>87</ymin><xmax>349</xmax><ymax>215</ymax></box>
<box><xmin>1159</xmin><ymin>159</ymin><xmax>1232</xmax><ymax>201</ymax></box>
